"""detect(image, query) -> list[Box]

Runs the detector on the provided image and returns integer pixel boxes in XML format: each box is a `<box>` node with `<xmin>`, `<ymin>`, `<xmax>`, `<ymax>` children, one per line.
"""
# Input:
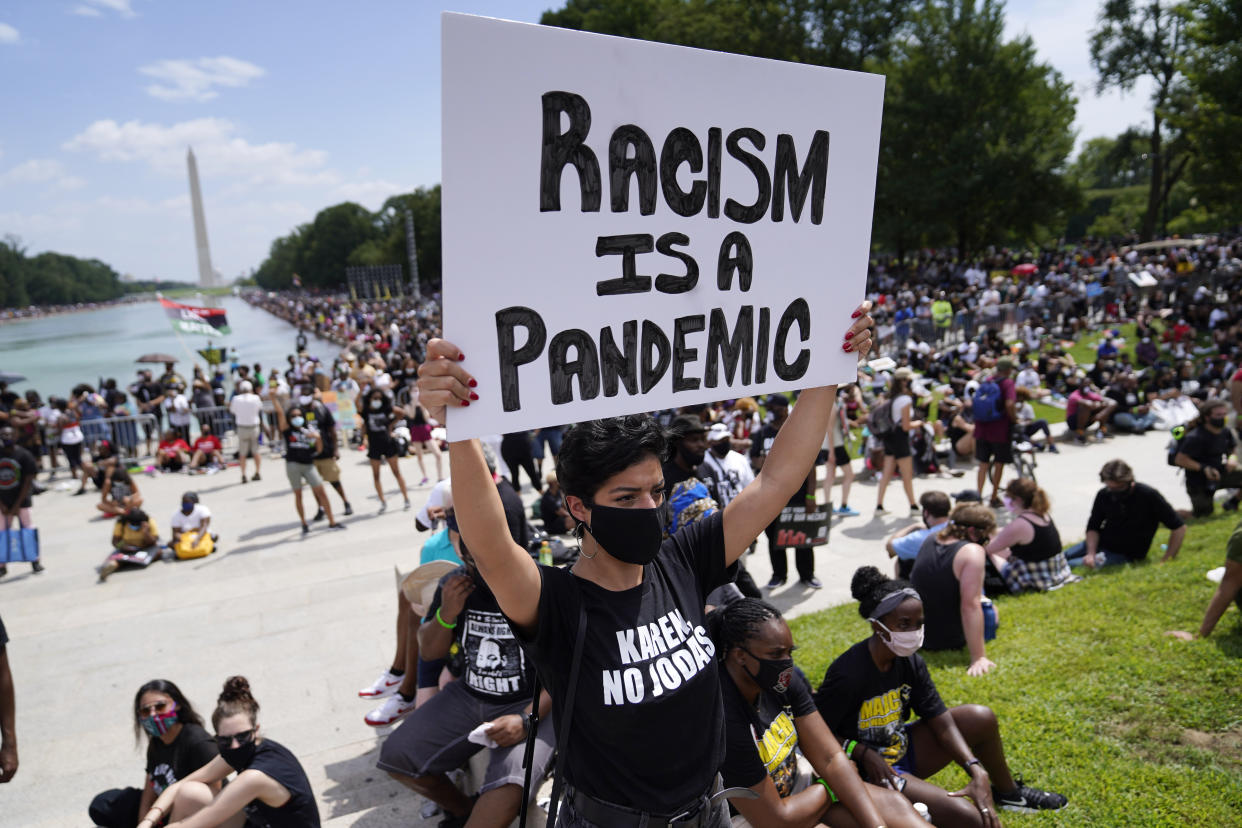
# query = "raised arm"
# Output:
<box><xmin>418</xmin><ymin>340</ymin><xmax>542</xmax><ymax>633</ymax></box>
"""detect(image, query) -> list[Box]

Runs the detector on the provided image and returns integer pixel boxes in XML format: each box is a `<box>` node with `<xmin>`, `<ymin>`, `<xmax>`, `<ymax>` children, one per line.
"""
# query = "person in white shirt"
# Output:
<box><xmin>170</xmin><ymin>491</ymin><xmax>215</xmax><ymax>559</ymax></box>
<box><xmin>1015</xmin><ymin>363</ymin><xmax>1047</xmax><ymax>397</ymax></box>
<box><xmin>163</xmin><ymin>385</ymin><xmax>193</xmax><ymax>441</ymax></box>
<box><xmin>228</xmin><ymin>381</ymin><xmax>263</xmax><ymax>484</ymax></box>
<box><xmin>700</xmin><ymin>423</ymin><xmax>755</xmax><ymax>508</ymax></box>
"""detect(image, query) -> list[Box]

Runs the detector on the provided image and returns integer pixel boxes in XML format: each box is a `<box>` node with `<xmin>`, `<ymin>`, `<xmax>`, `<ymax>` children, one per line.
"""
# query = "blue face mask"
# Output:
<box><xmin>290</xmin><ymin>416</ymin><xmax>305</xmax><ymax>428</ymax></box>
<box><xmin>181</xmin><ymin>503</ymin><xmax>194</xmax><ymax>514</ymax></box>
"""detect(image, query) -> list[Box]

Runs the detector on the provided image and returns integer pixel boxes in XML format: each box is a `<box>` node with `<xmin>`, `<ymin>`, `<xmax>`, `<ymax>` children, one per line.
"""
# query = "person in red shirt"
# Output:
<box><xmin>189</xmin><ymin>422</ymin><xmax>224</xmax><ymax>471</ymax></box>
<box><xmin>156</xmin><ymin>430</ymin><xmax>191</xmax><ymax>473</ymax></box>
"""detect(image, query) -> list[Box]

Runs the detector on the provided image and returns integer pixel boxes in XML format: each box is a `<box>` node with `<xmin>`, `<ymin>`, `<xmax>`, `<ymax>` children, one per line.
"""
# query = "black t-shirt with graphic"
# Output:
<box><xmin>364</xmin><ymin>396</ymin><xmax>395</xmax><ymax>438</ymax></box>
<box><xmin>814</xmin><ymin>640</ymin><xmax>946</xmax><ymax>768</ymax></box>
<box><xmin>146</xmin><ymin>722</ymin><xmax>218</xmax><ymax>794</ymax></box>
<box><xmin>1178</xmin><ymin>426</ymin><xmax>1237</xmax><ymax>490</ymax></box>
<box><xmin>515</xmin><ymin>510</ymin><xmax>735</xmax><ymax>813</ymax></box>
<box><xmin>282</xmin><ymin>426</ymin><xmax>318</xmax><ymax>465</ymax></box>
<box><xmin>720</xmin><ymin>667</ymin><xmax>817</xmax><ymax>796</ymax></box>
<box><xmin>303</xmin><ymin>404</ymin><xmax>337</xmax><ymax>459</ymax></box>
<box><xmin>748</xmin><ymin>424</ymin><xmax>781</xmax><ymax>461</ymax></box>
<box><xmin>229</xmin><ymin>738</ymin><xmax>321</xmax><ymax>828</ymax></box>
<box><xmin>0</xmin><ymin>446</ymin><xmax>38</xmax><ymax>507</ymax></box>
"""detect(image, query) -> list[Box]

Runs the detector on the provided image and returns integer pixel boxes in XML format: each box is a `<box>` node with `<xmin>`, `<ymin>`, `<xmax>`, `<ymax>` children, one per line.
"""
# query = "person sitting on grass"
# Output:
<box><xmin>1014</xmin><ymin>387</ymin><xmax>1056</xmax><ymax>453</ymax></box>
<box><xmin>910</xmin><ymin>504</ymin><xmax>999</xmax><ymax>677</ymax></box>
<box><xmin>100</xmin><ymin>508</ymin><xmax>165</xmax><ymax>582</ymax></box>
<box><xmin>1169</xmin><ymin>517</ymin><xmax>1242</xmax><ymax>642</ymax></box>
<box><xmin>816</xmin><ymin>566</ymin><xmax>1068</xmax><ymax>827</ymax></box>
<box><xmin>984</xmin><ymin>478</ymin><xmax>1078</xmax><ymax>593</ymax></box>
<box><xmin>887</xmin><ymin>491</ymin><xmax>952</xmax><ymax>580</ymax></box>
<box><xmin>134</xmin><ymin>676</ymin><xmax>321</xmax><ymax>828</ymax></box>
<box><xmin>156</xmin><ymin>430</ymin><xmax>191</xmax><ymax>473</ymax></box>
<box><xmin>709</xmin><ymin>598</ymin><xmax>926</xmax><ymax>828</ymax></box>
<box><xmin>188</xmin><ymin>424</ymin><xmax>223</xmax><ymax>472</ymax></box>
<box><xmin>1065</xmin><ymin>380</ymin><xmax>1115</xmax><ymax>444</ymax></box>
<box><xmin>97</xmin><ymin>465</ymin><xmax>143</xmax><ymax>519</ymax></box>
<box><xmin>1063</xmin><ymin>459</ymin><xmax>1187</xmax><ymax>568</ymax></box>
<box><xmin>170</xmin><ymin>491</ymin><xmax>216</xmax><ymax>560</ymax></box>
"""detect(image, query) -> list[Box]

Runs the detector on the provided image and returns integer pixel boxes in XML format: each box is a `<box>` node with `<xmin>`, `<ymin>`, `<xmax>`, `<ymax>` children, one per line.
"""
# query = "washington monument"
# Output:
<box><xmin>186</xmin><ymin>147</ymin><xmax>216</xmax><ymax>288</ymax></box>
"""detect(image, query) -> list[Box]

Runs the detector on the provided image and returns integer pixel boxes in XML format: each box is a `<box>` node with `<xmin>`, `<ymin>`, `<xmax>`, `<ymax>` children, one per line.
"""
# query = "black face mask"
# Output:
<box><xmin>678</xmin><ymin>442</ymin><xmax>706</xmax><ymax>467</ymax></box>
<box><xmin>1208</xmin><ymin>417</ymin><xmax>1226</xmax><ymax>429</ymax></box>
<box><xmin>220</xmin><ymin>741</ymin><xmax>257</xmax><ymax>770</ymax></box>
<box><xmin>742</xmin><ymin>649</ymin><xmax>795</xmax><ymax>694</ymax></box>
<box><xmin>709</xmin><ymin>442</ymin><xmax>730</xmax><ymax>459</ymax></box>
<box><xmin>581</xmin><ymin>503</ymin><xmax>664</xmax><ymax>565</ymax></box>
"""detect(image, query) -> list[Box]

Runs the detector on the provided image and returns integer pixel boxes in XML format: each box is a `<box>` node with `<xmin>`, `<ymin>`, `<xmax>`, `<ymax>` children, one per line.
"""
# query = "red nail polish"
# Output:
<box><xmin>845</xmin><ymin>331</ymin><xmax>854</xmax><ymax>340</ymax></box>
<box><xmin>457</xmin><ymin>353</ymin><xmax>466</xmax><ymax>361</ymax></box>
<box><xmin>469</xmin><ymin>392</ymin><xmax>479</xmax><ymax>400</ymax></box>
<box><xmin>460</xmin><ymin>399</ymin><xmax>470</xmax><ymax>407</ymax></box>
<box><xmin>468</xmin><ymin>378</ymin><xmax>477</xmax><ymax>388</ymax></box>
<box><xmin>851</xmin><ymin>310</ymin><xmax>861</xmax><ymax>318</ymax></box>
<box><xmin>843</xmin><ymin>343</ymin><xmax>853</xmax><ymax>352</ymax></box>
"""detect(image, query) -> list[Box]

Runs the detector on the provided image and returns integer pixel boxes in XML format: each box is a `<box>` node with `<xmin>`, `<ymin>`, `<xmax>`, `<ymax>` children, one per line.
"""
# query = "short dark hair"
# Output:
<box><xmin>556</xmin><ymin>415</ymin><xmax>667</xmax><ymax>503</ymax></box>
<box><xmin>133</xmin><ymin>679</ymin><xmax>205</xmax><ymax>745</ymax></box>
<box><xmin>919</xmin><ymin>490</ymin><xmax>951</xmax><ymax>518</ymax></box>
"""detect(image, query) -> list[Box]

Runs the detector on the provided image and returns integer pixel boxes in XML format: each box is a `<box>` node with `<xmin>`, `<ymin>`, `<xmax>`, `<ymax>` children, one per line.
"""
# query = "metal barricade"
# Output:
<box><xmin>85</xmin><ymin>412</ymin><xmax>159</xmax><ymax>460</ymax></box>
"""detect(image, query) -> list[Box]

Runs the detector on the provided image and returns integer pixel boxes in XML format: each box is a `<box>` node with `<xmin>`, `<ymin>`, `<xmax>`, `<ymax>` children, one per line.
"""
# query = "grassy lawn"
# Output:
<box><xmin>790</xmin><ymin>512</ymin><xmax>1242</xmax><ymax>827</ymax></box>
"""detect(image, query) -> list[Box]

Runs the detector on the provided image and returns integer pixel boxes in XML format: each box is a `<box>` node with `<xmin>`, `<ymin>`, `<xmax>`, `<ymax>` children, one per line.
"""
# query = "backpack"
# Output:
<box><xmin>1167</xmin><ymin>425</ymin><xmax>1188</xmax><ymax>466</ymax></box>
<box><xmin>867</xmin><ymin>398</ymin><xmax>896</xmax><ymax>437</ymax></box>
<box><xmin>973</xmin><ymin>379</ymin><xmax>1004</xmax><ymax>423</ymax></box>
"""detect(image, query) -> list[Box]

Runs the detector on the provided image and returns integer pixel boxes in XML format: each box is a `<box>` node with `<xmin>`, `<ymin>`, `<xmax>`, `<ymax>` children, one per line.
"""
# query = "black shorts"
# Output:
<box><xmin>833</xmin><ymin>445</ymin><xmax>851</xmax><ymax>466</ymax></box>
<box><xmin>367</xmin><ymin>434</ymin><xmax>398</xmax><ymax>460</ymax></box>
<box><xmin>815</xmin><ymin>449</ymin><xmax>829</xmax><ymax>466</ymax></box>
<box><xmin>882</xmin><ymin>431</ymin><xmax>911</xmax><ymax>460</ymax></box>
<box><xmin>975</xmin><ymin>439</ymin><xmax>1013</xmax><ymax>464</ymax></box>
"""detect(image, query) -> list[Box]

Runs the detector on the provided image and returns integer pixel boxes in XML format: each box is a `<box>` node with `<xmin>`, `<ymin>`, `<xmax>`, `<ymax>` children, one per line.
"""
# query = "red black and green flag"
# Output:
<box><xmin>160</xmin><ymin>297</ymin><xmax>231</xmax><ymax>336</ymax></box>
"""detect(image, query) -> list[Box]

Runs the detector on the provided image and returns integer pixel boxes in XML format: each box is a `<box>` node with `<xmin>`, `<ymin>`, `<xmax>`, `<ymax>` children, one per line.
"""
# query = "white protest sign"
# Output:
<box><xmin>442</xmin><ymin>13</ymin><xmax>884</xmax><ymax>440</ymax></box>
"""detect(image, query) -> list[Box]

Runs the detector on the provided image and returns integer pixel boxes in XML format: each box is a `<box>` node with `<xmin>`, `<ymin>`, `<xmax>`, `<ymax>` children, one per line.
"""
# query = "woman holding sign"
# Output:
<box><xmin>417</xmin><ymin>303</ymin><xmax>873</xmax><ymax>827</ymax></box>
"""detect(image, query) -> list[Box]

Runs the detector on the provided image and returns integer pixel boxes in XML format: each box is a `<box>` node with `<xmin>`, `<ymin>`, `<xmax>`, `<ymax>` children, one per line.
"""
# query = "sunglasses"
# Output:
<box><xmin>215</xmin><ymin>728</ymin><xmax>256</xmax><ymax>749</ymax></box>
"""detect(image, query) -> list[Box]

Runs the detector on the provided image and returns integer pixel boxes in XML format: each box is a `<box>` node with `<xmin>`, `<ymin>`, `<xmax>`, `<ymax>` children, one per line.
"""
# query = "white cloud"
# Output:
<box><xmin>72</xmin><ymin>0</ymin><xmax>136</xmax><ymax>18</ymax></box>
<box><xmin>139</xmin><ymin>56</ymin><xmax>266</xmax><ymax>102</ymax></box>
<box><xmin>0</xmin><ymin>23</ymin><xmax>19</xmax><ymax>43</ymax></box>
<box><xmin>0</xmin><ymin>159</ymin><xmax>86</xmax><ymax>191</ymax></box>
<box><xmin>63</xmin><ymin>117</ymin><xmax>334</xmax><ymax>187</ymax></box>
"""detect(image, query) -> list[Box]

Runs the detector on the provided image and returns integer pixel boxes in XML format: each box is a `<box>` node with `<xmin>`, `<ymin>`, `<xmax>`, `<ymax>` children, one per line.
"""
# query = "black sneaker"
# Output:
<box><xmin>301</xmin><ymin>523</ymin><xmax>310</xmax><ymax>535</ymax></box>
<box><xmin>993</xmin><ymin>778</ymin><xmax>1067</xmax><ymax>813</ymax></box>
<box><xmin>765</xmin><ymin>576</ymin><xmax>786</xmax><ymax>590</ymax></box>
<box><xmin>343</xmin><ymin>502</ymin><xmax>354</xmax><ymax>516</ymax></box>
<box><xmin>31</xmin><ymin>559</ymin><xmax>44</xmax><ymax>573</ymax></box>
<box><xmin>800</xmin><ymin>576</ymin><xmax>823</xmax><ymax>589</ymax></box>
<box><xmin>312</xmin><ymin>508</ymin><xmax>326</xmax><ymax>523</ymax></box>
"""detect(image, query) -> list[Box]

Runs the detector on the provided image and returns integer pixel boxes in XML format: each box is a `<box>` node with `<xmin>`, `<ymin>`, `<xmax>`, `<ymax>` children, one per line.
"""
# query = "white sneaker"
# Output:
<box><xmin>358</xmin><ymin>669</ymin><xmax>402</xmax><ymax>699</ymax></box>
<box><xmin>364</xmin><ymin>693</ymin><xmax>417</xmax><ymax>727</ymax></box>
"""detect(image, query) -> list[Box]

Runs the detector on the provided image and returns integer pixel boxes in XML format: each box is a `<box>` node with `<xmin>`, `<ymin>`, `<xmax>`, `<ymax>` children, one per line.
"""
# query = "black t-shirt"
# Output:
<box><xmin>910</xmin><ymin>536</ymin><xmax>968</xmax><ymax>651</ymax></box>
<box><xmin>364</xmin><ymin>396</ymin><xmax>394</xmax><ymax>438</ymax></box>
<box><xmin>282</xmin><ymin>426</ymin><xmax>318</xmax><ymax>465</ymax></box>
<box><xmin>146</xmin><ymin>722</ymin><xmax>218</xmax><ymax>794</ymax></box>
<box><xmin>515</xmin><ymin>510</ymin><xmax>735</xmax><ymax>813</ymax></box>
<box><xmin>748</xmin><ymin>424</ymin><xmax>781</xmax><ymax>461</ymax></box>
<box><xmin>720</xmin><ymin>667</ymin><xmax>817</xmax><ymax>796</ymax></box>
<box><xmin>1104</xmin><ymin>386</ymin><xmax>1144</xmax><ymax>415</ymax></box>
<box><xmin>497</xmin><ymin>478</ymin><xmax>531</xmax><ymax>550</ymax></box>
<box><xmin>427</xmin><ymin>568</ymin><xmax>536</xmax><ymax>703</ymax></box>
<box><xmin>303</xmin><ymin>404</ymin><xmax>337</xmax><ymax>459</ymax></box>
<box><xmin>1178</xmin><ymin>426</ymin><xmax>1237</xmax><ymax>489</ymax></box>
<box><xmin>814</xmin><ymin>640</ymin><xmax>947</xmax><ymax>767</ymax></box>
<box><xmin>662</xmin><ymin>459</ymin><xmax>696</xmax><ymax>500</ymax></box>
<box><xmin>229</xmin><ymin>738</ymin><xmax>321</xmax><ymax>828</ymax></box>
<box><xmin>0</xmin><ymin>446</ymin><xmax>38</xmax><ymax>507</ymax></box>
<box><xmin>1086</xmin><ymin>482</ymin><xmax>1184</xmax><ymax>561</ymax></box>
<box><xmin>134</xmin><ymin>381</ymin><xmax>163</xmax><ymax>409</ymax></box>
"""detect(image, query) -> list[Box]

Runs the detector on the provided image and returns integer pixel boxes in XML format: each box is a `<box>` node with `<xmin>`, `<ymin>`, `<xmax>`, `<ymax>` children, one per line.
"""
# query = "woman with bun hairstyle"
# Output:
<box><xmin>708</xmin><ymin>597</ymin><xmax>926</xmax><ymax>828</ymax></box>
<box><xmin>89</xmin><ymin>680</ymin><xmax>219</xmax><ymax>827</ymax></box>
<box><xmin>136</xmin><ymin>676</ymin><xmax>320</xmax><ymax>828</ymax></box>
<box><xmin>815</xmin><ymin>567</ymin><xmax>1067</xmax><ymax>827</ymax></box>
<box><xmin>984</xmin><ymin>479</ymin><xmax>1078</xmax><ymax>594</ymax></box>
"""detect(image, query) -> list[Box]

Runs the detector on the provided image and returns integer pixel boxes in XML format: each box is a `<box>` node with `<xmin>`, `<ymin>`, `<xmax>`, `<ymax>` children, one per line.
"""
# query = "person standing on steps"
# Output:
<box><xmin>751</xmin><ymin>395</ymin><xmax>822</xmax><ymax>591</ymax></box>
<box><xmin>363</xmin><ymin>386</ymin><xmax>412</xmax><ymax>513</ymax></box>
<box><xmin>227</xmin><ymin>380</ymin><xmax>263</xmax><ymax>484</ymax></box>
<box><xmin>972</xmin><ymin>358</ymin><xmax>1017</xmax><ymax>508</ymax></box>
<box><xmin>0</xmin><ymin>426</ymin><xmax>43</xmax><ymax>578</ymax></box>
<box><xmin>273</xmin><ymin>402</ymin><xmax>346</xmax><ymax>535</ymax></box>
<box><xmin>302</xmin><ymin>385</ymin><xmax>353</xmax><ymax>522</ymax></box>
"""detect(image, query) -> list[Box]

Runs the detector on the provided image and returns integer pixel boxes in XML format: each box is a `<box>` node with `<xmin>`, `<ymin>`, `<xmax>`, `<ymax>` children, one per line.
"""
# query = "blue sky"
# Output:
<box><xmin>0</xmin><ymin>0</ymin><xmax>1154</xmax><ymax>285</ymax></box>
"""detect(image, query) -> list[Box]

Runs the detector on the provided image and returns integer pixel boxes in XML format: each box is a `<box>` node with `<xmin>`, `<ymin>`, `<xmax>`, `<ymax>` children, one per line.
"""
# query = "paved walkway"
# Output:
<box><xmin>0</xmin><ymin>425</ymin><xmax>1190</xmax><ymax>827</ymax></box>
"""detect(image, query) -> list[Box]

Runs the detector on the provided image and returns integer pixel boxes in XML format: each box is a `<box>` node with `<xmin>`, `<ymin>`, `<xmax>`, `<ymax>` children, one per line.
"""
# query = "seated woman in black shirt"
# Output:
<box><xmin>89</xmin><ymin>679</ymin><xmax>219</xmax><ymax>828</ymax></box>
<box><xmin>710</xmin><ymin>598</ymin><xmax>925</xmax><ymax>828</ymax></box>
<box><xmin>137</xmin><ymin>676</ymin><xmax>320</xmax><ymax>828</ymax></box>
<box><xmin>416</xmin><ymin>305</ymin><xmax>874</xmax><ymax>826</ymax></box>
<box><xmin>984</xmin><ymin>478</ymin><xmax>1077</xmax><ymax>594</ymax></box>
<box><xmin>816</xmin><ymin>567</ymin><xmax>1067</xmax><ymax>827</ymax></box>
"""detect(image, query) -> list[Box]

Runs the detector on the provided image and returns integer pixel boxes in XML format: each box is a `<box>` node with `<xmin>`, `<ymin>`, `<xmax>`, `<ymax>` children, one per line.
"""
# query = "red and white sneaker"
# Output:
<box><xmin>364</xmin><ymin>693</ymin><xmax>417</xmax><ymax>727</ymax></box>
<box><xmin>358</xmin><ymin>670</ymin><xmax>403</xmax><ymax>699</ymax></box>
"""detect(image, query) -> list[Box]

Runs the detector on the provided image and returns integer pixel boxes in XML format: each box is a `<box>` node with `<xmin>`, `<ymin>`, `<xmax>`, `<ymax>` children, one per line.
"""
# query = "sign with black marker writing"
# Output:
<box><xmin>442</xmin><ymin>13</ymin><xmax>884</xmax><ymax>439</ymax></box>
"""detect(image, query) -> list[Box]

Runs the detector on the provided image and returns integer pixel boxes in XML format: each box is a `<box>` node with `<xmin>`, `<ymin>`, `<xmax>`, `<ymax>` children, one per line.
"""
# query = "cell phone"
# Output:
<box><xmin>868</xmin><ymin>357</ymin><xmax>897</xmax><ymax>372</ymax></box>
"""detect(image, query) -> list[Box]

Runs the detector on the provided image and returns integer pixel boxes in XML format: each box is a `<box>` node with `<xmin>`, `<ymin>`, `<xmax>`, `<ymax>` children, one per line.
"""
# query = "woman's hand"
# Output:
<box><xmin>967</xmin><ymin>656</ymin><xmax>997</xmax><ymax>677</ymax></box>
<box><xmin>856</xmin><ymin>744</ymin><xmax>900</xmax><ymax>789</ymax></box>
<box><xmin>949</xmin><ymin>765</ymin><xmax>1001</xmax><ymax>827</ymax></box>
<box><xmin>416</xmin><ymin>339</ymin><xmax>476</xmax><ymax>425</ymax></box>
<box><xmin>844</xmin><ymin>301</ymin><xmax>875</xmax><ymax>361</ymax></box>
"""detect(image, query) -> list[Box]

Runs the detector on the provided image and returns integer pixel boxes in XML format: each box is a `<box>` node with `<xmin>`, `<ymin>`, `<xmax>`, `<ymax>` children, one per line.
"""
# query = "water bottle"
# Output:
<box><xmin>539</xmin><ymin>540</ymin><xmax>553</xmax><ymax>566</ymax></box>
<box><xmin>913</xmin><ymin>802</ymin><xmax>932</xmax><ymax>823</ymax></box>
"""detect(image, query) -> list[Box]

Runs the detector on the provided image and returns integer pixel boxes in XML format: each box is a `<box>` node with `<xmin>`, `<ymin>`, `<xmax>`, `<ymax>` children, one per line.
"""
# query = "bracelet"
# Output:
<box><xmin>435</xmin><ymin>608</ymin><xmax>457</xmax><ymax>629</ymax></box>
<box><xmin>962</xmin><ymin>757</ymin><xmax>983</xmax><ymax>772</ymax></box>
<box><xmin>520</xmin><ymin>711</ymin><xmax>532</xmax><ymax>732</ymax></box>
<box><xmin>843</xmin><ymin>739</ymin><xmax>858</xmax><ymax>758</ymax></box>
<box><xmin>813</xmin><ymin>777</ymin><xmax>839</xmax><ymax>803</ymax></box>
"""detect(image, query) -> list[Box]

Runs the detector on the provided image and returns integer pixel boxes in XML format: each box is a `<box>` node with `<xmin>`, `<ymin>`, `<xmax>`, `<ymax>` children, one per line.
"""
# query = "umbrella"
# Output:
<box><xmin>1011</xmin><ymin>263</ymin><xmax>1038</xmax><ymax>275</ymax></box>
<box><xmin>135</xmin><ymin>353</ymin><xmax>179</xmax><ymax>364</ymax></box>
<box><xmin>0</xmin><ymin>371</ymin><xmax>26</xmax><ymax>385</ymax></box>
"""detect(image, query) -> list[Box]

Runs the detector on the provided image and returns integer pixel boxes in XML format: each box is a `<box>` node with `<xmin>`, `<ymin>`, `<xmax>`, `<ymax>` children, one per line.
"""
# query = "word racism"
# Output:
<box><xmin>604</xmin><ymin>609</ymin><xmax>716</xmax><ymax>706</ymax></box>
<box><xmin>497</xmin><ymin>91</ymin><xmax>831</xmax><ymax>412</ymax></box>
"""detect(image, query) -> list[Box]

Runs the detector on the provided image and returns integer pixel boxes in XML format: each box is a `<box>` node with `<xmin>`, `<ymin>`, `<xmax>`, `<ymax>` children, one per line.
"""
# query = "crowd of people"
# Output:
<box><xmin>2</xmin><ymin>232</ymin><xmax>1241</xmax><ymax>827</ymax></box>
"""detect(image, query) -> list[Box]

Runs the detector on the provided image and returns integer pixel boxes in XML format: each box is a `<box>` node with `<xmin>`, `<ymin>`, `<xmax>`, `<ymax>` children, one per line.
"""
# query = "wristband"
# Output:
<box><xmin>962</xmin><ymin>757</ymin><xmax>983</xmax><ymax>773</ymax></box>
<box><xmin>520</xmin><ymin>711</ymin><xmax>532</xmax><ymax>732</ymax></box>
<box><xmin>813</xmin><ymin>777</ymin><xmax>839</xmax><ymax>803</ymax></box>
<box><xmin>844</xmin><ymin>739</ymin><xmax>858</xmax><ymax>758</ymax></box>
<box><xmin>435</xmin><ymin>607</ymin><xmax>457</xmax><ymax>629</ymax></box>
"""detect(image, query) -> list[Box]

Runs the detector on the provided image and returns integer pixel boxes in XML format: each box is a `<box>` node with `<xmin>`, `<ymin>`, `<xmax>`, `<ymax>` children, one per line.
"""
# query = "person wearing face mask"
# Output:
<box><xmin>909</xmin><ymin>505</ymin><xmax>998</xmax><ymax>676</ymax></box>
<box><xmin>751</xmin><ymin>395</ymin><xmax>822</xmax><ymax>590</ymax></box>
<box><xmin>700</xmin><ymin>422</ymin><xmax>756</xmax><ymax>509</ymax></box>
<box><xmin>364</xmin><ymin>388</ymin><xmax>412</xmax><ymax>513</ymax></box>
<box><xmin>100</xmin><ymin>508</ymin><xmax>165</xmax><ymax>582</ymax></box>
<box><xmin>88</xmin><ymin>680</ymin><xmax>219</xmax><ymax>828</ymax></box>
<box><xmin>137</xmin><ymin>676</ymin><xmax>320</xmax><ymax>828</ymax></box>
<box><xmin>663</xmin><ymin>415</ymin><xmax>712</xmax><ymax>501</ymax></box>
<box><xmin>377</xmin><ymin>512</ymin><xmax>555</xmax><ymax>828</ymax></box>
<box><xmin>415</xmin><ymin>302</ymin><xmax>874</xmax><ymax>827</ymax></box>
<box><xmin>709</xmin><ymin>598</ymin><xmax>925</xmax><ymax>828</ymax></box>
<box><xmin>228</xmin><ymin>380</ymin><xmax>263</xmax><ymax>484</ymax></box>
<box><xmin>816</xmin><ymin>567</ymin><xmax>1067</xmax><ymax>826</ymax></box>
<box><xmin>982</xmin><ymin>479</ymin><xmax>1077</xmax><ymax>593</ymax></box>
<box><xmin>170</xmin><ymin>491</ymin><xmax>216</xmax><ymax>560</ymax></box>
<box><xmin>300</xmin><ymin>387</ymin><xmax>354</xmax><ymax>521</ymax></box>
<box><xmin>0</xmin><ymin>426</ymin><xmax>42</xmax><ymax>578</ymax></box>
<box><xmin>1063</xmin><ymin>459</ymin><xmax>1187</xmax><ymax>568</ymax></box>
<box><xmin>272</xmin><ymin>404</ymin><xmax>345</xmax><ymax>535</ymax></box>
<box><xmin>188</xmin><ymin>423</ymin><xmax>223</xmax><ymax>472</ymax></box>
<box><xmin>886</xmin><ymin>491</ymin><xmax>952</xmax><ymax>580</ymax></box>
<box><xmin>1174</xmin><ymin>399</ymin><xmax>1242</xmax><ymax>516</ymax></box>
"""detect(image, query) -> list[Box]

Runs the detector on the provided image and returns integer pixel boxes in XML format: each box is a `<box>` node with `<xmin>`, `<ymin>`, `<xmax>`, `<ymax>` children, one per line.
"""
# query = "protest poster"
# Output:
<box><xmin>442</xmin><ymin>13</ymin><xmax>884</xmax><ymax>439</ymax></box>
<box><xmin>772</xmin><ymin>503</ymin><xmax>831</xmax><ymax>549</ymax></box>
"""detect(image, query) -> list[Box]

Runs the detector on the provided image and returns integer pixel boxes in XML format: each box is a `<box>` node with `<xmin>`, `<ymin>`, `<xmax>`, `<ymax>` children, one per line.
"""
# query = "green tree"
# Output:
<box><xmin>805</xmin><ymin>0</ymin><xmax>913</xmax><ymax>70</ymax></box>
<box><xmin>1181</xmin><ymin>0</ymin><xmax>1242</xmax><ymax>220</ymax></box>
<box><xmin>1090</xmin><ymin>0</ymin><xmax>1193</xmax><ymax>240</ymax></box>
<box><xmin>300</xmin><ymin>203</ymin><xmax>382</xmax><ymax>288</ymax></box>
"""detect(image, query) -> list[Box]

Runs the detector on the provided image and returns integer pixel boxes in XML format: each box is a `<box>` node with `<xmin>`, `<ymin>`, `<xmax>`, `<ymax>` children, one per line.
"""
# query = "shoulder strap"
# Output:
<box><xmin>544</xmin><ymin>600</ymin><xmax>588</xmax><ymax>827</ymax></box>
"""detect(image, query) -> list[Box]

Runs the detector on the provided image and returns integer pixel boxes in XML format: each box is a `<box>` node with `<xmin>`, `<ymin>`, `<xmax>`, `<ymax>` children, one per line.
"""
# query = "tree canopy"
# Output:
<box><xmin>0</xmin><ymin>236</ymin><xmax>126</xmax><ymax>308</ymax></box>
